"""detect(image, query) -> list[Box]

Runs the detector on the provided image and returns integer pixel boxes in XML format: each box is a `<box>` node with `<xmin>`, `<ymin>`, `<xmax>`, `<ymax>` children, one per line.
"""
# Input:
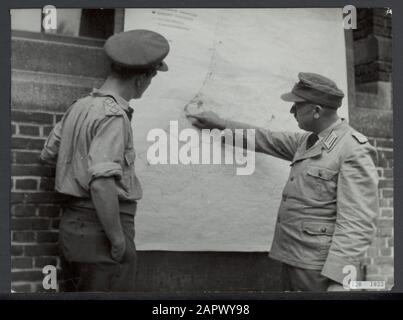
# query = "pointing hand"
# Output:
<box><xmin>186</xmin><ymin>111</ymin><xmax>225</xmax><ymax>130</ymax></box>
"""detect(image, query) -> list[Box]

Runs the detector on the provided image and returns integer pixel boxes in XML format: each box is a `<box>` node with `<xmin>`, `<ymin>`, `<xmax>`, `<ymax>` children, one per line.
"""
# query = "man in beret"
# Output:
<box><xmin>187</xmin><ymin>72</ymin><xmax>379</xmax><ymax>291</ymax></box>
<box><xmin>40</xmin><ymin>30</ymin><xmax>169</xmax><ymax>292</ymax></box>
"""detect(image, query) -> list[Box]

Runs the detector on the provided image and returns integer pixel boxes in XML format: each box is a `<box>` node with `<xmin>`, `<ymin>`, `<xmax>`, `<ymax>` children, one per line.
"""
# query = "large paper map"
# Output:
<box><xmin>124</xmin><ymin>9</ymin><xmax>349</xmax><ymax>251</ymax></box>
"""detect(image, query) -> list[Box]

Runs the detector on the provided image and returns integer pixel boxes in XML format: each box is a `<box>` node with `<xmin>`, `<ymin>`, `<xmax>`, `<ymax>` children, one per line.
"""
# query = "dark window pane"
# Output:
<box><xmin>79</xmin><ymin>9</ymin><xmax>115</xmax><ymax>39</ymax></box>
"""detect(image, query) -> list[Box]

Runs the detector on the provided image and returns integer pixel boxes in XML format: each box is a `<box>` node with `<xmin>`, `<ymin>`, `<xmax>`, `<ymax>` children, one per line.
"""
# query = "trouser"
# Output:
<box><xmin>281</xmin><ymin>263</ymin><xmax>331</xmax><ymax>292</ymax></box>
<box><xmin>58</xmin><ymin>206</ymin><xmax>137</xmax><ymax>292</ymax></box>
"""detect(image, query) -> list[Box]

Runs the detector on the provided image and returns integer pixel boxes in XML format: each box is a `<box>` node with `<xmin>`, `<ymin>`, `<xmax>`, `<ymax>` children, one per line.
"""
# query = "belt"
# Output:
<box><xmin>65</xmin><ymin>197</ymin><xmax>137</xmax><ymax>216</ymax></box>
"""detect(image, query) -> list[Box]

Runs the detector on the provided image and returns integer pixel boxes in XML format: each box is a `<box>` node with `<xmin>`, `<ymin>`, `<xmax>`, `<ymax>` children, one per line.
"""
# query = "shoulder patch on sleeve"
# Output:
<box><xmin>103</xmin><ymin>97</ymin><xmax>124</xmax><ymax>116</ymax></box>
<box><xmin>351</xmin><ymin>131</ymin><xmax>368</xmax><ymax>144</ymax></box>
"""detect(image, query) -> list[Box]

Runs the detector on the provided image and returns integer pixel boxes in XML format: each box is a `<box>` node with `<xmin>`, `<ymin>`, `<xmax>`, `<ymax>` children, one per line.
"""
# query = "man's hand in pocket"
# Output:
<box><xmin>111</xmin><ymin>238</ymin><xmax>126</xmax><ymax>262</ymax></box>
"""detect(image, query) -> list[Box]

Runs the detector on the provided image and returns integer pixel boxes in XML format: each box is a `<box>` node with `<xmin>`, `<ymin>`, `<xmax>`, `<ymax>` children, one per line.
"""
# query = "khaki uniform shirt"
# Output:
<box><xmin>41</xmin><ymin>89</ymin><xmax>143</xmax><ymax>214</ymax></box>
<box><xmin>250</xmin><ymin>119</ymin><xmax>379</xmax><ymax>284</ymax></box>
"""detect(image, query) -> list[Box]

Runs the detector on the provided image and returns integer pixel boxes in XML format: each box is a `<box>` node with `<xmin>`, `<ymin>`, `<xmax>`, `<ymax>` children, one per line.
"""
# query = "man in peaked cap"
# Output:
<box><xmin>40</xmin><ymin>30</ymin><xmax>169</xmax><ymax>292</ymax></box>
<box><xmin>187</xmin><ymin>72</ymin><xmax>379</xmax><ymax>291</ymax></box>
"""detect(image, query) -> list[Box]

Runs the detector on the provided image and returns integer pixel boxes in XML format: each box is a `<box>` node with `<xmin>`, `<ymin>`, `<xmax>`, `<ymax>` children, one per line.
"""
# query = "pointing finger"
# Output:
<box><xmin>189</xmin><ymin>119</ymin><xmax>205</xmax><ymax>129</ymax></box>
<box><xmin>186</xmin><ymin>113</ymin><xmax>203</xmax><ymax>120</ymax></box>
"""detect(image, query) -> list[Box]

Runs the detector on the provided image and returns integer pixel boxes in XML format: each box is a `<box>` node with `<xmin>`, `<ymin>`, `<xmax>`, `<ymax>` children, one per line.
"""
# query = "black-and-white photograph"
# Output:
<box><xmin>10</xmin><ymin>7</ymin><xmax>393</xmax><ymax>293</ymax></box>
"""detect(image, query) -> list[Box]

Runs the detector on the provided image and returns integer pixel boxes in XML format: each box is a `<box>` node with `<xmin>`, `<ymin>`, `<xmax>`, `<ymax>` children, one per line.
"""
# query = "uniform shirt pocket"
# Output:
<box><xmin>302</xmin><ymin>221</ymin><xmax>335</xmax><ymax>236</ymax></box>
<box><xmin>305</xmin><ymin>166</ymin><xmax>338</xmax><ymax>201</ymax></box>
<box><xmin>301</xmin><ymin>221</ymin><xmax>335</xmax><ymax>260</ymax></box>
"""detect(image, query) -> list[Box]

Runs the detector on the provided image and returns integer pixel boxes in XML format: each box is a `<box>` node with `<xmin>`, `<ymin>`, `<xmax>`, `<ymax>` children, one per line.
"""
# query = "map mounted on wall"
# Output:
<box><xmin>124</xmin><ymin>8</ymin><xmax>349</xmax><ymax>251</ymax></box>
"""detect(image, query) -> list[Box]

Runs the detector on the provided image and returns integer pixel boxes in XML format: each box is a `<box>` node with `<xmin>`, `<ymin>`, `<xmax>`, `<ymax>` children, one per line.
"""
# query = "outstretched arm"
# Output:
<box><xmin>187</xmin><ymin>111</ymin><xmax>307</xmax><ymax>162</ymax></box>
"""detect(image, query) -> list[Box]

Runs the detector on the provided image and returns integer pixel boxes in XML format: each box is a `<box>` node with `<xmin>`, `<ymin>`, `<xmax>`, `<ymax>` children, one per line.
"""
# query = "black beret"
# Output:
<box><xmin>281</xmin><ymin>72</ymin><xmax>344</xmax><ymax>109</ymax></box>
<box><xmin>104</xmin><ymin>29</ymin><xmax>170</xmax><ymax>71</ymax></box>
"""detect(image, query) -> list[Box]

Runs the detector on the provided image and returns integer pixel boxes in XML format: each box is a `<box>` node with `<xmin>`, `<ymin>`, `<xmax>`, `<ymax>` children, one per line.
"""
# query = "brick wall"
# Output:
<box><xmin>11</xmin><ymin>110</ymin><xmax>65</xmax><ymax>292</ymax></box>
<box><xmin>363</xmin><ymin>137</ymin><xmax>394</xmax><ymax>289</ymax></box>
<box><xmin>10</xmin><ymin>30</ymin><xmax>105</xmax><ymax>292</ymax></box>
<box><xmin>352</xmin><ymin>8</ymin><xmax>393</xmax><ymax>289</ymax></box>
